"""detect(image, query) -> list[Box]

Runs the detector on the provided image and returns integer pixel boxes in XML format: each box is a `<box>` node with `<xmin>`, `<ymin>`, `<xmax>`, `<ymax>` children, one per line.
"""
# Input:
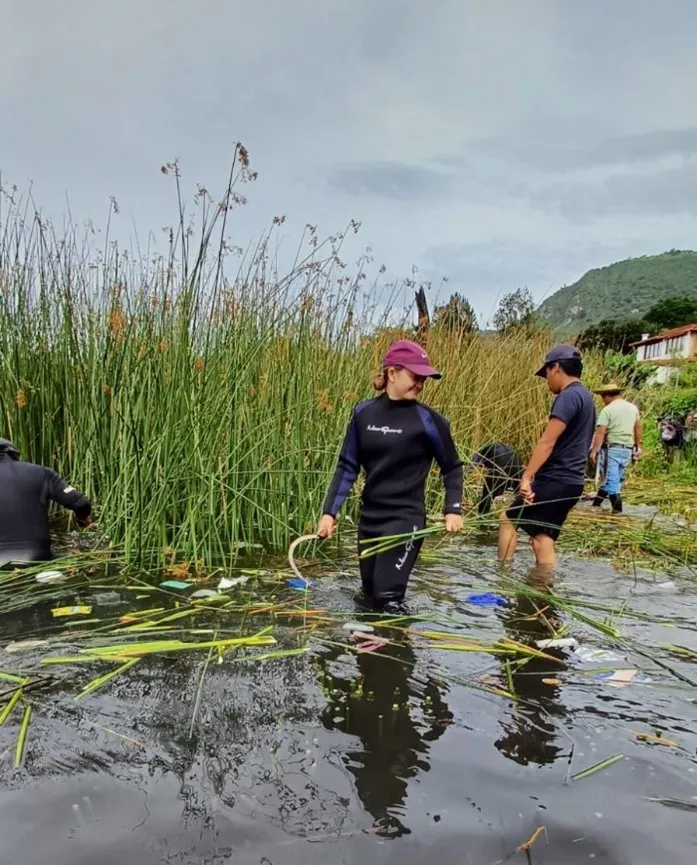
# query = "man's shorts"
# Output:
<box><xmin>505</xmin><ymin>480</ymin><xmax>584</xmax><ymax>542</ymax></box>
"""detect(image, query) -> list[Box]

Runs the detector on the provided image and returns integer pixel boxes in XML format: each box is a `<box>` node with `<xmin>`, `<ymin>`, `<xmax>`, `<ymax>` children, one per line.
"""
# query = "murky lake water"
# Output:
<box><xmin>1</xmin><ymin>539</ymin><xmax>697</xmax><ymax>864</ymax></box>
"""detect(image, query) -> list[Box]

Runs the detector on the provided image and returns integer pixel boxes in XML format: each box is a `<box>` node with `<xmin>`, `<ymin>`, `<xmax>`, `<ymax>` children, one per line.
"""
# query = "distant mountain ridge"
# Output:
<box><xmin>537</xmin><ymin>250</ymin><xmax>697</xmax><ymax>337</ymax></box>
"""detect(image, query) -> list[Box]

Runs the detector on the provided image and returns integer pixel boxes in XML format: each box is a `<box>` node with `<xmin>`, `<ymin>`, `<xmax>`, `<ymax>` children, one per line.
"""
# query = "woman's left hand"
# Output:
<box><xmin>444</xmin><ymin>514</ymin><xmax>463</xmax><ymax>533</ymax></box>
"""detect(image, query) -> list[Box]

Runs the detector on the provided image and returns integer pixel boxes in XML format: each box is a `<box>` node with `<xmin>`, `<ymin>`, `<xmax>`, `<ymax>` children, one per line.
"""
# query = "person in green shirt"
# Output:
<box><xmin>589</xmin><ymin>382</ymin><xmax>642</xmax><ymax>513</ymax></box>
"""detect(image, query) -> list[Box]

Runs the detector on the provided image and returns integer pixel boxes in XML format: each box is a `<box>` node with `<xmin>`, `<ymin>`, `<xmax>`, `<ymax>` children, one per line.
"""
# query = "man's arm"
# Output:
<box><xmin>590</xmin><ymin>425</ymin><xmax>608</xmax><ymax>463</ymax></box>
<box><xmin>590</xmin><ymin>404</ymin><xmax>610</xmax><ymax>462</ymax></box>
<box><xmin>522</xmin><ymin>418</ymin><xmax>567</xmax><ymax>484</ymax></box>
<box><xmin>634</xmin><ymin>415</ymin><xmax>643</xmax><ymax>454</ymax></box>
<box><xmin>46</xmin><ymin>470</ymin><xmax>92</xmax><ymax>524</ymax></box>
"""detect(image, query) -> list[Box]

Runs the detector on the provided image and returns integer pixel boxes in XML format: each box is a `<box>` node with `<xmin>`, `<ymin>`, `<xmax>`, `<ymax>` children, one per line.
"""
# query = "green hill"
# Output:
<box><xmin>538</xmin><ymin>250</ymin><xmax>697</xmax><ymax>336</ymax></box>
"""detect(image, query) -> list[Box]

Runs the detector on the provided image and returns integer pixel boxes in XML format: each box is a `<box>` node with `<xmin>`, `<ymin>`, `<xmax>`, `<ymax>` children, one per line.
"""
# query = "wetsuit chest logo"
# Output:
<box><xmin>367</xmin><ymin>424</ymin><xmax>403</xmax><ymax>435</ymax></box>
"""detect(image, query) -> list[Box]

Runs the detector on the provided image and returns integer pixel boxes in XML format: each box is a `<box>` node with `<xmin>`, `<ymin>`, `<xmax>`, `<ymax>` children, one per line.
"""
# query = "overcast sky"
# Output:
<box><xmin>2</xmin><ymin>0</ymin><xmax>696</xmax><ymax>324</ymax></box>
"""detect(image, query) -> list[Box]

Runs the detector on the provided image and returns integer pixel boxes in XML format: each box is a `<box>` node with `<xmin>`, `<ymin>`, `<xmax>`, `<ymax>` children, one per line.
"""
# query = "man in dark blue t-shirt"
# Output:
<box><xmin>498</xmin><ymin>344</ymin><xmax>596</xmax><ymax>567</ymax></box>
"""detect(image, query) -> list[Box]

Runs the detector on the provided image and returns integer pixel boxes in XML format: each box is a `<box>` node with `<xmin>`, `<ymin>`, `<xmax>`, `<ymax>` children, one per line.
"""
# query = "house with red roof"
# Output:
<box><xmin>631</xmin><ymin>323</ymin><xmax>697</xmax><ymax>383</ymax></box>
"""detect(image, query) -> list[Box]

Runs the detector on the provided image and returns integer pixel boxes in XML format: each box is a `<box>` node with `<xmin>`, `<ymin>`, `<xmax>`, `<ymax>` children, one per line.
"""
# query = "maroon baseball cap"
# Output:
<box><xmin>382</xmin><ymin>340</ymin><xmax>442</xmax><ymax>379</ymax></box>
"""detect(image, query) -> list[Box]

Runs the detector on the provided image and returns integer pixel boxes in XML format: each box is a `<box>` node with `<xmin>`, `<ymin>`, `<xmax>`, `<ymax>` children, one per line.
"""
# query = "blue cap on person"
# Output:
<box><xmin>382</xmin><ymin>340</ymin><xmax>442</xmax><ymax>379</ymax></box>
<box><xmin>535</xmin><ymin>344</ymin><xmax>581</xmax><ymax>377</ymax></box>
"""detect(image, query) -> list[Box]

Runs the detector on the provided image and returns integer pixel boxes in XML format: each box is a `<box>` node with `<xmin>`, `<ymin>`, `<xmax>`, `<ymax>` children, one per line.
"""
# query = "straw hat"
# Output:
<box><xmin>593</xmin><ymin>381</ymin><xmax>624</xmax><ymax>395</ymax></box>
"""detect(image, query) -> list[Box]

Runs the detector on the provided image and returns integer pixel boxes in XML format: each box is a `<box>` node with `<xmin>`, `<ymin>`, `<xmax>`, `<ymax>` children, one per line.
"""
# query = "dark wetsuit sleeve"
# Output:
<box><xmin>45</xmin><ymin>470</ymin><xmax>92</xmax><ymax>518</ymax></box>
<box><xmin>419</xmin><ymin>408</ymin><xmax>464</xmax><ymax>515</ymax></box>
<box><xmin>322</xmin><ymin>410</ymin><xmax>361</xmax><ymax>518</ymax></box>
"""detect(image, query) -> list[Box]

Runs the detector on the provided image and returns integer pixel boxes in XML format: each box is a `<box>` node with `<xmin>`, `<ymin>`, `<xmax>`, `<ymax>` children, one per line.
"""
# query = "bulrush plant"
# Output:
<box><xmin>0</xmin><ymin>148</ymin><xmax>608</xmax><ymax>569</ymax></box>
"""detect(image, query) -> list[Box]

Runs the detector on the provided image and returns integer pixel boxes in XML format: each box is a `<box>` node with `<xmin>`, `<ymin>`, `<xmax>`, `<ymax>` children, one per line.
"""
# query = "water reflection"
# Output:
<box><xmin>317</xmin><ymin>634</ymin><xmax>453</xmax><ymax>838</ymax></box>
<box><xmin>494</xmin><ymin>565</ymin><xmax>572</xmax><ymax>767</ymax></box>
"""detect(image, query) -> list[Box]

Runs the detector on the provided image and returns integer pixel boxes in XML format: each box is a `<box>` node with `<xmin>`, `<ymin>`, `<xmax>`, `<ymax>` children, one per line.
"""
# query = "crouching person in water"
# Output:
<box><xmin>0</xmin><ymin>438</ymin><xmax>93</xmax><ymax>567</ymax></box>
<box><xmin>317</xmin><ymin>340</ymin><xmax>464</xmax><ymax>614</ymax></box>
<box><xmin>466</xmin><ymin>443</ymin><xmax>523</xmax><ymax>517</ymax></box>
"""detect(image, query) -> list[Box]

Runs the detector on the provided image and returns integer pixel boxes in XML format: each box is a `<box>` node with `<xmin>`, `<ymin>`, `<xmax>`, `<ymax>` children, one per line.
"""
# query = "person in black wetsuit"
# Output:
<box><xmin>0</xmin><ymin>438</ymin><xmax>93</xmax><ymax>567</ymax></box>
<box><xmin>466</xmin><ymin>442</ymin><xmax>523</xmax><ymax>517</ymax></box>
<box><xmin>316</xmin><ymin>340</ymin><xmax>463</xmax><ymax>614</ymax></box>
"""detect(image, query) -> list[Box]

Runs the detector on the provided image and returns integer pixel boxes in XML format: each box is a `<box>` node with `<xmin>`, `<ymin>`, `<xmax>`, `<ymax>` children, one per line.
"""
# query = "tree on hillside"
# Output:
<box><xmin>433</xmin><ymin>292</ymin><xmax>478</xmax><ymax>335</ymax></box>
<box><xmin>576</xmin><ymin>318</ymin><xmax>646</xmax><ymax>354</ymax></box>
<box><xmin>492</xmin><ymin>287</ymin><xmax>537</xmax><ymax>333</ymax></box>
<box><xmin>643</xmin><ymin>295</ymin><xmax>697</xmax><ymax>332</ymax></box>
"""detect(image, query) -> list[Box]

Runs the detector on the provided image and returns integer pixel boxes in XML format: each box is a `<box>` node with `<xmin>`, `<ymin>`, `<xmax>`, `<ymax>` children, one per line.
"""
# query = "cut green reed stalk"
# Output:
<box><xmin>189</xmin><ymin>644</ymin><xmax>216</xmax><ymax>738</ymax></box>
<box><xmin>0</xmin><ymin>148</ymin><xmax>583</xmax><ymax>566</ymax></box>
<box><xmin>14</xmin><ymin>704</ymin><xmax>32</xmax><ymax>767</ymax></box>
<box><xmin>358</xmin><ymin>525</ymin><xmax>446</xmax><ymax>558</ymax></box>
<box><xmin>0</xmin><ymin>689</ymin><xmax>23</xmax><ymax>725</ymax></box>
<box><xmin>76</xmin><ymin>657</ymin><xmax>140</xmax><ymax>700</ymax></box>
<box><xmin>41</xmin><ymin>627</ymin><xmax>277</xmax><ymax>665</ymax></box>
<box><xmin>0</xmin><ymin>671</ymin><xmax>30</xmax><ymax>686</ymax></box>
<box><xmin>570</xmin><ymin>754</ymin><xmax>624</xmax><ymax>783</ymax></box>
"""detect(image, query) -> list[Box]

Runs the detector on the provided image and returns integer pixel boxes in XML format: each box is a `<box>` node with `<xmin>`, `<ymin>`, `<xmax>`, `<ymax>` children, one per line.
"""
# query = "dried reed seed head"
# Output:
<box><xmin>315</xmin><ymin>389</ymin><xmax>333</xmax><ymax>413</ymax></box>
<box><xmin>15</xmin><ymin>390</ymin><xmax>27</xmax><ymax>408</ymax></box>
<box><xmin>108</xmin><ymin>308</ymin><xmax>126</xmax><ymax>338</ymax></box>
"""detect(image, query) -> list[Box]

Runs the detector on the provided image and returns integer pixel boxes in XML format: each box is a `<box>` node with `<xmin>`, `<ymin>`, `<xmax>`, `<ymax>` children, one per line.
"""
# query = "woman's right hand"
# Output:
<box><xmin>317</xmin><ymin>514</ymin><xmax>337</xmax><ymax>539</ymax></box>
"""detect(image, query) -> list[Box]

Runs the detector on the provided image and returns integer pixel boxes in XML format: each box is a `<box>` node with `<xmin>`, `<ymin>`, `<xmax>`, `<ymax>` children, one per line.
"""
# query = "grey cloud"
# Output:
<box><xmin>464</xmin><ymin>126</ymin><xmax>697</xmax><ymax>174</ymax></box>
<box><xmin>528</xmin><ymin>159</ymin><xmax>697</xmax><ymax>221</ymax></box>
<box><xmin>328</xmin><ymin>161</ymin><xmax>458</xmax><ymax>202</ymax></box>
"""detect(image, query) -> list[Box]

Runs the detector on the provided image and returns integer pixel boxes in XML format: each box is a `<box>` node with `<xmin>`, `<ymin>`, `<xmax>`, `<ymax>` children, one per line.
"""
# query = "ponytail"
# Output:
<box><xmin>372</xmin><ymin>363</ymin><xmax>405</xmax><ymax>391</ymax></box>
<box><xmin>372</xmin><ymin>370</ymin><xmax>387</xmax><ymax>391</ymax></box>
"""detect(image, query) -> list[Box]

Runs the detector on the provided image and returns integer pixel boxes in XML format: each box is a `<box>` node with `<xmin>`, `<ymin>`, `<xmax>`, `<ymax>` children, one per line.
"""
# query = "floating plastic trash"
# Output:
<box><xmin>536</xmin><ymin>637</ymin><xmax>579</xmax><ymax>649</ymax></box>
<box><xmin>90</xmin><ymin>591</ymin><xmax>121</xmax><ymax>606</ymax></box>
<box><xmin>51</xmin><ymin>605</ymin><xmax>92</xmax><ymax>618</ymax></box>
<box><xmin>342</xmin><ymin>622</ymin><xmax>375</xmax><ymax>633</ymax></box>
<box><xmin>217</xmin><ymin>576</ymin><xmax>250</xmax><ymax>590</ymax></box>
<box><xmin>5</xmin><ymin>638</ymin><xmax>49</xmax><ymax>653</ymax></box>
<box><xmin>286</xmin><ymin>577</ymin><xmax>314</xmax><ymax>590</ymax></box>
<box><xmin>35</xmin><ymin>570</ymin><xmax>68</xmax><ymax>584</ymax></box>
<box><xmin>349</xmin><ymin>632</ymin><xmax>389</xmax><ymax>652</ymax></box>
<box><xmin>191</xmin><ymin>589</ymin><xmax>218</xmax><ymax>599</ymax></box>
<box><xmin>573</xmin><ymin>646</ymin><xmax>624</xmax><ymax>664</ymax></box>
<box><xmin>159</xmin><ymin>580</ymin><xmax>192</xmax><ymax>590</ymax></box>
<box><xmin>466</xmin><ymin>593</ymin><xmax>507</xmax><ymax>607</ymax></box>
<box><xmin>593</xmin><ymin>669</ymin><xmax>651</xmax><ymax>687</ymax></box>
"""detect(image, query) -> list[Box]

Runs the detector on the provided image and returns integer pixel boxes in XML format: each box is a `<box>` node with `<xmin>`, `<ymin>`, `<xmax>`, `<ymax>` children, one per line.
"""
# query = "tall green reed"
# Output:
<box><xmin>0</xmin><ymin>148</ymin><xmax>579</xmax><ymax>568</ymax></box>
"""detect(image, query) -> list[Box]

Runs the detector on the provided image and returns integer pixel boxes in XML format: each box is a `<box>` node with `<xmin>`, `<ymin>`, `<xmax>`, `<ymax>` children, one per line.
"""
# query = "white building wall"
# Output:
<box><xmin>637</xmin><ymin>333</ymin><xmax>694</xmax><ymax>362</ymax></box>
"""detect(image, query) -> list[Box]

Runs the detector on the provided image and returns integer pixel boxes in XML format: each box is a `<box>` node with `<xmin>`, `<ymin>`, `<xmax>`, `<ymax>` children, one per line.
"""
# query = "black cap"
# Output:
<box><xmin>535</xmin><ymin>344</ymin><xmax>581</xmax><ymax>377</ymax></box>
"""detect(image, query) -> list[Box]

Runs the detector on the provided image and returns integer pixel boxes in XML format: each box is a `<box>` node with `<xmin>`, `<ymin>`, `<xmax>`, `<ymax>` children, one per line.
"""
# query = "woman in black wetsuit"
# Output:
<box><xmin>317</xmin><ymin>340</ymin><xmax>464</xmax><ymax>613</ymax></box>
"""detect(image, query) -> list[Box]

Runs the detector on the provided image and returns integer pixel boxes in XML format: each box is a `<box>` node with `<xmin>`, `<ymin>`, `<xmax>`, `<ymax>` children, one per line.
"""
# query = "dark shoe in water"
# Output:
<box><xmin>353</xmin><ymin>590</ymin><xmax>374</xmax><ymax>610</ymax></box>
<box><xmin>377</xmin><ymin>599</ymin><xmax>411</xmax><ymax>616</ymax></box>
<box><xmin>609</xmin><ymin>494</ymin><xmax>623</xmax><ymax>514</ymax></box>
